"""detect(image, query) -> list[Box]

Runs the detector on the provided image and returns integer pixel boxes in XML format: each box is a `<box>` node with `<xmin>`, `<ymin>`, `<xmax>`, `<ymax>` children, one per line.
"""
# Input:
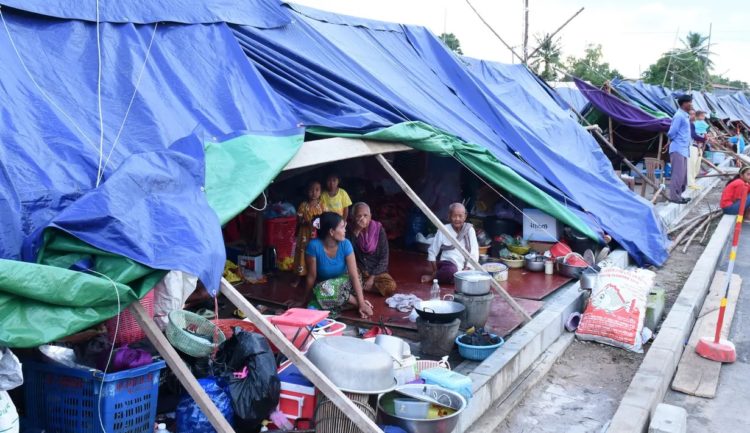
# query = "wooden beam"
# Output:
<box><xmin>374</xmin><ymin>154</ymin><xmax>533</xmax><ymax>323</ymax></box>
<box><xmin>129</xmin><ymin>302</ymin><xmax>235</xmax><ymax>433</ymax></box>
<box><xmin>219</xmin><ymin>279</ymin><xmax>383</xmax><ymax>433</ymax></box>
<box><xmin>560</xmin><ymin>90</ymin><xmax>670</xmax><ymax>201</ymax></box>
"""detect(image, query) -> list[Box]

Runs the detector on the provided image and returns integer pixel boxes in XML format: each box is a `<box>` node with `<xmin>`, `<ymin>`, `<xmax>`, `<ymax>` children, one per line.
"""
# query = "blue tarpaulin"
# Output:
<box><xmin>612</xmin><ymin>79</ymin><xmax>677</xmax><ymax>116</ymax></box>
<box><xmin>231</xmin><ymin>5</ymin><xmax>668</xmax><ymax>266</ymax></box>
<box><xmin>462</xmin><ymin>60</ymin><xmax>668</xmax><ymax>266</ymax></box>
<box><xmin>554</xmin><ymin>86</ymin><xmax>590</xmax><ymax>114</ymax></box>
<box><xmin>0</xmin><ymin>3</ymin><xmax>302</xmax><ymax>293</ymax></box>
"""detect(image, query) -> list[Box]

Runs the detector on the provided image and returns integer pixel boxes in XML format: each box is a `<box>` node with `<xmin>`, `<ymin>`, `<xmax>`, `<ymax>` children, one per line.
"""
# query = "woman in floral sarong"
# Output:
<box><xmin>305</xmin><ymin>212</ymin><xmax>373</xmax><ymax>318</ymax></box>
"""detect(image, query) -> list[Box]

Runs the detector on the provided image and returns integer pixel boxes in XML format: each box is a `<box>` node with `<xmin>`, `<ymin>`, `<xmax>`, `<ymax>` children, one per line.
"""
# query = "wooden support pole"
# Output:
<box><xmin>701</xmin><ymin>157</ymin><xmax>726</xmax><ymax>174</ymax></box>
<box><xmin>374</xmin><ymin>154</ymin><xmax>533</xmax><ymax>323</ymax></box>
<box><xmin>656</xmin><ymin>133</ymin><xmax>665</xmax><ymax>186</ymax></box>
<box><xmin>563</xmin><ymin>92</ymin><xmax>670</xmax><ymax>201</ymax></box>
<box><xmin>129</xmin><ymin>302</ymin><xmax>236</xmax><ymax>433</ymax></box>
<box><xmin>219</xmin><ymin>279</ymin><xmax>383</xmax><ymax>433</ymax></box>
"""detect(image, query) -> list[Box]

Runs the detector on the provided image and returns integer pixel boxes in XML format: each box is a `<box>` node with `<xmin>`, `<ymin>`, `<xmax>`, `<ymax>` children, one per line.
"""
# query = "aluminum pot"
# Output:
<box><xmin>306</xmin><ymin>336</ymin><xmax>396</xmax><ymax>394</ymax></box>
<box><xmin>414</xmin><ymin>296</ymin><xmax>466</xmax><ymax>323</ymax></box>
<box><xmin>454</xmin><ymin>270</ymin><xmax>492</xmax><ymax>295</ymax></box>
<box><xmin>524</xmin><ymin>253</ymin><xmax>545</xmax><ymax>272</ymax></box>
<box><xmin>377</xmin><ymin>384</ymin><xmax>467</xmax><ymax>433</ymax></box>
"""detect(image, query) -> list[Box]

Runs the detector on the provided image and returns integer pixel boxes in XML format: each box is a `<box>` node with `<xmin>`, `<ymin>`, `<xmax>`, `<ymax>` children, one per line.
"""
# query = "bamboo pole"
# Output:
<box><xmin>129</xmin><ymin>302</ymin><xmax>236</xmax><ymax>433</ymax></box>
<box><xmin>374</xmin><ymin>154</ymin><xmax>533</xmax><ymax>323</ymax></box>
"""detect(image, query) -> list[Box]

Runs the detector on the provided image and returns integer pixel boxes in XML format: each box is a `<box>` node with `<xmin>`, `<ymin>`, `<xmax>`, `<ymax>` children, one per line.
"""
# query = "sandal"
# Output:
<box><xmin>195</xmin><ymin>308</ymin><xmax>216</xmax><ymax>320</ymax></box>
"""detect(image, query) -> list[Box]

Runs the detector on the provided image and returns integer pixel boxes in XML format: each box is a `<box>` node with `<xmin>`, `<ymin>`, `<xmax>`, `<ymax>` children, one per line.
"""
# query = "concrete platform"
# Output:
<box><xmin>455</xmin><ymin>250</ymin><xmax>630</xmax><ymax>433</ymax></box>
<box><xmin>606</xmin><ymin>216</ymin><xmax>735</xmax><ymax>433</ymax></box>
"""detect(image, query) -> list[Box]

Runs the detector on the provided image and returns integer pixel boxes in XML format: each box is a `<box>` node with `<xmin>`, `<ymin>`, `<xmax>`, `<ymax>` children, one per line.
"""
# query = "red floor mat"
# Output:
<box><xmin>233</xmin><ymin>249</ymin><xmax>564</xmax><ymax>337</ymax></box>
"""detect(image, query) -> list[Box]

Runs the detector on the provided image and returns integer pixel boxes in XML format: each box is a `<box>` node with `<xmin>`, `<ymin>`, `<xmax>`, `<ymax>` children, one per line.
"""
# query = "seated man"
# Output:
<box><xmin>348</xmin><ymin>202</ymin><xmax>397</xmax><ymax>297</ymax></box>
<box><xmin>421</xmin><ymin>203</ymin><xmax>479</xmax><ymax>284</ymax></box>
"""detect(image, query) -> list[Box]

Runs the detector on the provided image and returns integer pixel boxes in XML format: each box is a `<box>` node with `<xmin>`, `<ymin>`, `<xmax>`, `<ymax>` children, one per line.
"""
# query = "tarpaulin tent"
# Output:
<box><xmin>462</xmin><ymin>60</ymin><xmax>668</xmax><ymax>267</ymax></box>
<box><xmin>230</xmin><ymin>5</ymin><xmax>668</xmax><ymax>267</ymax></box>
<box><xmin>575</xmin><ymin>79</ymin><xmax>671</xmax><ymax>133</ymax></box>
<box><xmin>704</xmin><ymin>92</ymin><xmax>732</xmax><ymax>120</ymax></box>
<box><xmin>0</xmin><ymin>2</ymin><xmax>304</xmax><ymax>346</ymax></box>
<box><xmin>554</xmin><ymin>86</ymin><xmax>590</xmax><ymax>114</ymax></box>
<box><xmin>229</xmin><ymin>5</ymin><xmax>600</xmax><ymax>236</ymax></box>
<box><xmin>611</xmin><ymin>79</ymin><xmax>677</xmax><ymax>116</ymax></box>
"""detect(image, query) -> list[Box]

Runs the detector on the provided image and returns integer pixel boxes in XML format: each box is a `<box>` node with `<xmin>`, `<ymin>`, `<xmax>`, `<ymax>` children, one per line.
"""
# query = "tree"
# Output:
<box><xmin>439</xmin><ymin>33</ymin><xmax>463</xmax><ymax>55</ymax></box>
<box><xmin>642</xmin><ymin>31</ymin><xmax>713</xmax><ymax>90</ymax></box>
<box><xmin>564</xmin><ymin>44</ymin><xmax>622</xmax><ymax>87</ymax></box>
<box><xmin>528</xmin><ymin>33</ymin><xmax>562</xmax><ymax>81</ymax></box>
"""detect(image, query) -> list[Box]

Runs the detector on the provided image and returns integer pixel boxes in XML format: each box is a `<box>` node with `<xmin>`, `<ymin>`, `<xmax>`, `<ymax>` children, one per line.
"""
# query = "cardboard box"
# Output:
<box><xmin>237</xmin><ymin>254</ymin><xmax>263</xmax><ymax>280</ymax></box>
<box><xmin>522</xmin><ymin>209</ymin><xmax>562</xmax><ymax>242</ymax></box>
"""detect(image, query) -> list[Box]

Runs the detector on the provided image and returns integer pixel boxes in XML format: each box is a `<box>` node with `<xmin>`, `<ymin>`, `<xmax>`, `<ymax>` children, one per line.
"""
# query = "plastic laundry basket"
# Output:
<box><xmin>23</xmin><ymin>360</ymin><xmax>166</xmax><ymax>433</ymax></box>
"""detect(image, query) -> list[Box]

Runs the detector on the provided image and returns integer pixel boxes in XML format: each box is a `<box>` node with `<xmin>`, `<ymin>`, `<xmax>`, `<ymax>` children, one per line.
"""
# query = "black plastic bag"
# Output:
<box><xmin>215</xmin><ymin>328</ymin><xmax>280</xmax><ymax>432</ymax></box>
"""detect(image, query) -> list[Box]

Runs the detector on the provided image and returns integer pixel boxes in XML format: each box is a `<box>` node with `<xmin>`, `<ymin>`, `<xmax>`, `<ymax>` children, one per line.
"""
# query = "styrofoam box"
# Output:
<box><xmin>522</xmin><ymin>208</ymin><xmax>562</xmax><ymax>242</ymax></box>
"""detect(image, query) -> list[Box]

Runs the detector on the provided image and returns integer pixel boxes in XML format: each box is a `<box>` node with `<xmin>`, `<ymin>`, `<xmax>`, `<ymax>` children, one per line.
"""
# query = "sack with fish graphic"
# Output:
<box><xmin>576</xmin><ymin>267</ymin><xmax>654</xmax><ymax>352</ymax></box>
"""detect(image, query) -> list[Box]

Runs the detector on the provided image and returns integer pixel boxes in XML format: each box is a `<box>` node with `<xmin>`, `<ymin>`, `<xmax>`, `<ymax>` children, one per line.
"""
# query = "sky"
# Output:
<box><xmin>292</xmin><ymin>0</ymin><xmax>750</xmax><ymax>85</ymax></box>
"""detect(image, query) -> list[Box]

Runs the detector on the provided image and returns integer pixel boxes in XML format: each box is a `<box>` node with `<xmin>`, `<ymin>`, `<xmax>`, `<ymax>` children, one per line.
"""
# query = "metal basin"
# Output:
<box><xmin>306</xmin><ymin>336</ymin><xmax>396</xmax><ymax>394</ymax></box>
<box><xmin>377</xmin><ymin>384</ymin><xmax>467</xmax><ymax>433</ymax></box>
<box><xmin>524</xmin><ymin>254</ymin><xmax>545</xmax><ymax>272</ymax></box>
<box><xmin>454</xmin><ymin>270</ymin><xmax>491</xmax><ymax>295</ymax></box>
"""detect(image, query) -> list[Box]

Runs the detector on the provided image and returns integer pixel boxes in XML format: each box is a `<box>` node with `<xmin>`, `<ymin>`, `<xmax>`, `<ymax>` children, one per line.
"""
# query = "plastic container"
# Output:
<box><xmin>419</xmin><ymin>367</ymin><xmax>473</xmax><ymax>401</ymax></box>
<box><xmin>414</xmin><ymin>357</ymin><xmax>450</xmax><ymax>375</ymax></box>
<box><xmin>311</xmin><ymin>318</ymin><xmax>346</xmax><ymax>338</ymax></box>
<box><xmin>270</xmin><ymin>308</ymin><xmax>330</xmax><ymax>349</ymax></box>
<box><xmin>105</xmin><ymin>290</ymin><xmax>154</xmax><ymax>345</ymax></box>
<box><xmin>393</xmin><ymin>398</ymin><xmax>430</xmax><ymax>419</ymax></box>
<box><xmin>23</xmin><ymin>360</ymin><xmax>166</xmax><ymax>433</ymax></box>
<box><xmin>455</xmin><ymin>333</ymin><xmax>505</xmax><ymax>362</ymax></box>
<box><xmin>264</xmin><ymin>217</ymin><xmax>297</xmax><ymax>269</ymax></box>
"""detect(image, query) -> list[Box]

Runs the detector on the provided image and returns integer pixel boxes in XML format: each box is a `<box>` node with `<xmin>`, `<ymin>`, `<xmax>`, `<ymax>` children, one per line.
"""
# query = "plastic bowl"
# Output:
<box><xmin>455</xmin><ymin>334</ymin><xmax>505</xmax><ymax>361</ymax></box>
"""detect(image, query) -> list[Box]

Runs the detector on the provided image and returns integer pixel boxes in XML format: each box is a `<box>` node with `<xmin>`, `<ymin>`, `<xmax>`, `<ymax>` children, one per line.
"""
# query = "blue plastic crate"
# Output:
<box><xmin>23</xmin><ymin>360</ymin><xmax>166</xmax><ymax>433</ymax></box>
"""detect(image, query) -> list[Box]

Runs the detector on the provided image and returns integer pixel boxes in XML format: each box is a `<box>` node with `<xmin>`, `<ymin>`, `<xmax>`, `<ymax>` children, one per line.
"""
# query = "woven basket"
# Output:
<box><xmin>415</xmin><ymin>356</ymin><xmax>451</xmax><ymax>375</ymax></box>
<box><xmin>314</xmin><ymin>392</ymin><xmax>375</xmax><ymax>433</ymax></box>
<box><xmin>166</xmin><ymin>310</ymin><xmax>226</xmax><ymax>357</ymax></box>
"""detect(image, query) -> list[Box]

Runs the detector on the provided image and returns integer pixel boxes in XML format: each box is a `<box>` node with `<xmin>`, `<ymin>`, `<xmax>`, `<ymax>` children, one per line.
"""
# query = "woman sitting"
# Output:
<box><xmin>720</xmin><ymin>166</ymin><xmax>750</xmax><ymax>216</ymax></box>
<box><xmin>305</xmin><ymin>212</ymin><xmax>374</xmax><ymax>319</ymax></box>
<box><xmin>421</xmin><ymin>203</ymin><xmax>479</xmax><ymax>284</ymax></box>
<box><xmin>348</xmin><ymin>202</ymin><xmax>397</xmax><ymax>297</ymax></box>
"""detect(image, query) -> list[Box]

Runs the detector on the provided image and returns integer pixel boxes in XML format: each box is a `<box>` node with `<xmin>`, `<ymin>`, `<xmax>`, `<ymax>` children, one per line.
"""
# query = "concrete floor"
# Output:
<box><xmin>664</xmin><ymin>224</ymin><xmax>750</xmax><ymax>432</ymax></box>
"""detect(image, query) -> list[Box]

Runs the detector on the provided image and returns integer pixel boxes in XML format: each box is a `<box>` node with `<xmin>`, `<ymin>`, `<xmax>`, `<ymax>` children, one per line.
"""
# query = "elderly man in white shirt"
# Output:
<box><xmin>421</xmin><ymin>203</ymin><xmax>479</xmax><ymax>284</ymax></box>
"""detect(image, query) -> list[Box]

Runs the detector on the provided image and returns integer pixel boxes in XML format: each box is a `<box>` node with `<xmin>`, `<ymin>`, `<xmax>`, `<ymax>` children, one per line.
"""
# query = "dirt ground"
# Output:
<box><xmin>485</xmin><ymin>187</ymin><xmax>724</xmax><ymax>433</ymax></box>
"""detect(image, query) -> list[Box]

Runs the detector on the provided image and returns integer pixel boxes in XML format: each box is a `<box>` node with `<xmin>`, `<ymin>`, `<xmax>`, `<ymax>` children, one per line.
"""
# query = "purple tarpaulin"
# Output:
<box><xmin>575</xmin><ymin>78</ymin><xmax>671</xmax><ymax>132</ymax></box>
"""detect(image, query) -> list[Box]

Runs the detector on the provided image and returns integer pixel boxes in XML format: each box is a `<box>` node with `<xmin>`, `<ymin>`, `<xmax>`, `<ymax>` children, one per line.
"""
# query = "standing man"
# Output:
<box><xmin>667</xmin><ymin>95</ymin><xmax>693</xmax><ymax>204</ymax></box>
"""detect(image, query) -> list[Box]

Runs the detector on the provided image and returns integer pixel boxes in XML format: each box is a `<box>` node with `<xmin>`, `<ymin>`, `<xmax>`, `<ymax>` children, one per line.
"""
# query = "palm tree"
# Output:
<box><xmin>681</xmin><ymin>31</ymin><xmax>713</xmax><ymax>70</ymax></box>
<box><xmin>529</xmin><ymin>33</ymin><xmax>562</xmax><ymax>81</ymax></box>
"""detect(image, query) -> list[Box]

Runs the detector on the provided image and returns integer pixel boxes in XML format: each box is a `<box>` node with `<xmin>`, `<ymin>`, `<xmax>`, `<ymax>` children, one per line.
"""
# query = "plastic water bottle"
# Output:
<box><xmin>430</xmin><ymin>279</ymin><xmax>440</xmax><ymax>300</ymax></box>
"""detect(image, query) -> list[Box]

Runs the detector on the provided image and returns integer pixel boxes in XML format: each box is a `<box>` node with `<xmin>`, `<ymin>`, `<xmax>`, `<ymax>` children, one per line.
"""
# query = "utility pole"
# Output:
<box><xmin>523</xmin><ymin>0</ymin><xmax>529</xmax><ymax>64</ymax></box>
<box><xmin>704</xmin><ymin>22</ymin><xmax>712</xmax><ymax>90</ymax></box>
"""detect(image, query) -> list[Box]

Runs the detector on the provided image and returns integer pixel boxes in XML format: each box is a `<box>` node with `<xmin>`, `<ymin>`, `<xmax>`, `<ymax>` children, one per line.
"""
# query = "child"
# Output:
<box><xmin>321</xmin><ymin>173</ymin><xmax>352</xmax><ymax>221</ymax></box>
<box><xmin>694</xmin><ymin>111</ymin><xmax>709</xmax><ymax>138</ymax></box>
<box><xmin>292</xmin><ymin>181</ymin><xmax>326</xmax><ymax>286</ymax></box>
